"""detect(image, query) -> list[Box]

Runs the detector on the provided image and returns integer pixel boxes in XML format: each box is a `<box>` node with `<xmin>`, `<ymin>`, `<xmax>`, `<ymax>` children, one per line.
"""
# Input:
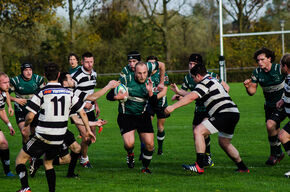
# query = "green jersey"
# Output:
<box><xmin>69</xmin><ymin>65</ymin><xmax>81</xmax><ymax>75</ymax></box>
<box><xmin>251</xmin><ymin>63</ymin><xmax>285</xmax><ymax>108</ymax></box>
<box><xmin>119</xmin><ymin>73</ymin><xmax>149</xmax><ymax>115</ymax></box>
<box><xmin>10</xmin><ymin>74</ymin><xmax>44</xmax><ymax>111</ymax></box>
<box><xmin>150</xmin><ymin>70</ymin><xmax>169</xmax><ymax>108</ymax></box>
<box><xmin>181</xmin><ymin>71</ymin><xmax>220</xmax><ymax>112</ymax></box>
<box><xmin>119</xmin><ymin>61</ymin><xmax>159</xmax><ymax>80</ymax></box>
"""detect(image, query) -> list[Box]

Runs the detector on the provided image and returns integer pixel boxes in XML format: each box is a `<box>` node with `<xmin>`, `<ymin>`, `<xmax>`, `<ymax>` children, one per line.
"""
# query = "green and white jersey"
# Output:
<box><xmin>69</xmin><ymin>65</ymin><xmax>81</xmax><ymax>75</ymax></box>
<box><xmin>181</xmin><ymin>71</ymin><xmax>220</xmax><ymax>112</ymax></box>
<box><xmin>119</xmin><ymin>73</ymin><xmax>149</xmax><ymax>115</ymax></box>
<box><xmin>119</xmin><ymin>61</ymin><xmax>159</xmax><ymax>80</ymax></box>
<box><xmin>251</xmin><ymin>63</ymin><xmax>285</xmax><ymax>108</ymax></box>
<box><xmin>10</xmin><ymin>74</ymin><xmax>44</xmax><ymax>111</ymax></box>
<box><xmin>150</xmin><ymin>70</ymin><xmax>169</xmax><ymax>108</ymax></box>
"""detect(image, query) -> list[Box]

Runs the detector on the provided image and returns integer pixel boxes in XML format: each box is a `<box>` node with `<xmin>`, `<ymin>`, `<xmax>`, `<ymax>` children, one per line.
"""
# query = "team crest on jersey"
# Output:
<box><xmin>43</xmin><ymin>89</ymin><xmax>70</xmax><ymax>95</ymax></box>
<box><xmin>43</xmin><ymin>90</ymin><xmax>52</xmax><ymax>95</ymax></box>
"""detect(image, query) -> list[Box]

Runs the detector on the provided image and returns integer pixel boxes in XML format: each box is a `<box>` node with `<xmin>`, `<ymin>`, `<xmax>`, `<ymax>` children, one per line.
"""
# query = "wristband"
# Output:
<box><xmin>7</xmin><ymin>122</ymin><xmax>12</xmax><ymax>127</ymax></box>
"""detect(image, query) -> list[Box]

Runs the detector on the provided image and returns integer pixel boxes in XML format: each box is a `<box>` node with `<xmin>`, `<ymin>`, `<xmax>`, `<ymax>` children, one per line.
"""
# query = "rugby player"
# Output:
<box><xmin>68</xmin><ymin>53</ymin><xmax>81</xmax><ymax>75</ymax></box>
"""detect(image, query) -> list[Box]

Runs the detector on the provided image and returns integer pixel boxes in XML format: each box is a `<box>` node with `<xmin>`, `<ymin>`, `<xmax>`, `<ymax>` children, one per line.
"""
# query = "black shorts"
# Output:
<box><xmin>117</xmin><ymin>113</ymin><xmax>154</xmax><ymax>135</ymax></box>
<box><xmin>264</xmin><ymin>105</ymin><xmax>287</xmax><ymax>129</ymax></box>
<box><xmin>204</xmin><ymin>112</ymin><xmax>240</xmax><ymax>135</ymax></box>
<box><xmin>23</xmin><ymin>136</ymin><xmax>61</xmax><ymax>160</ymax></box>
<box><xmin>148</xmin><ymin>105</ymin><xmax>170</xmax><ymax>119</ymax></box>
<box><xmin>193</xmin><ymin>110</ymin><xmax>209</xmax><ymax>126</ymax></box>
<box><xmin>59</xmin><ymin>130</ymin><xmax>76</xmax><ymax>157</ymax></box>
<box><xmin>283</xmin><ymin>122</ymin><xmax>290</xmax><ymax>134</ymax></box>
<box><xmin>15</xmin><ymin>110</ymin><xmax>39</xmax><ymax>127</ymax></box>
<box><xmin>71</xmin><ymin>110</ymin><xmax>96</xmax><ymax>124</ymax></box>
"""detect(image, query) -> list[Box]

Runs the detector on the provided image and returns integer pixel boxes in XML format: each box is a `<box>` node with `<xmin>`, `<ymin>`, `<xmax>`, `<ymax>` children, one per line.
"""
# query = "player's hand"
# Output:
<box><xmin>145</xmin><ymin>79</ymin><xmax>153</xmax><ymax>92</ymax></box>
<box><xmin>96</xmin><ymin>119</ymin><xmax>107</xmax><ymax>127</ymax></box>
<box><xmin>276</xmin><ymin>99</ymin><xmax>284</xmax><ymax>110</ymax></box>
<box><xmin>243</xmin><ymin>79</ymin><xmax>251</xmax><ymax>88</ymax></box>
<box><xmin>84</xmin><ymin>102</ymin><xmax>93</xmax><ymax>110</ymax></box>
<box><xmin>9</xmin><ymin>126</ymin><xmax>15</xmax><ymax>136</ymax></box>
<box><xmin>114</xmin><ymin>91</ymin><xmax>128</xmax><ymax>101</ymax></box>
<box><xmin>157</xmin><ymin>82</ymin><xmax>164</xmax><ymax>92</ymax></box>
<box><xmin>8</xmin><ymin>107</ymin><xmax>14</xmax><ymax>116</ymax></box>
<box><xmin>87</xmin><ymin>131</ymin><xmax>96</xmax><ymax>143</ymax></box>
<box><xmin>95</xmin><ymin>105</ymin><xmax>100</xmax><ymax>118</ymax></box>
<box><xmin>16</xmin><ymin>98</ymin><xmax>27</xmax><ymax>106</ymax></box>
<box><xmin>171</xmin><ymin>94</ymin><xmax>182</xmax><ymax>101</ymax></box>
<box><xmin>107</xmin><ymin>80</ymin><xmax>120</xmax><ymax>89</ymax></box>
<box><xmin>170</xmin><ymin>83</ymin><xmax>180</xmax><ymax>94</ymax></box>
<box><xmin>164</xmin><ymin>106</ymin><xmax>174</xmax><ymax>115</ymax></box>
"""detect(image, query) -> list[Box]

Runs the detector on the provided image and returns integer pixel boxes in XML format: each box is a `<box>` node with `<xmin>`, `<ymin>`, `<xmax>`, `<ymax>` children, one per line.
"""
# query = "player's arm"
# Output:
<box><xmin>71</xmin><ymin>114</ymin><xmax>107</xmax><ymax>127</ymax></box>
<box><xmin>243</xmin><ymin>79</ymin><xmax>257</xmax><ymax>96</ymax></box>
<box><xmin>221</xmin><ymin>81</ymin><xmax>230</xmax><ymax>93</ymax></box>
<box><xmin>170</xmin><ymin>83</ymin><xmax>189</xmax><ymax>96</ymax></box>
<box><xmin>157</xmin><ymin>61</ymin><xmax>165</xmax><ymax>90</ymax></box>
<box><xmin>157</xmin><ymin>86</ymin><xmax>168</xmax><ymax>99</ymax></box>
<box><xmin>5</xmin><ymin>91</ymin><xmax>14</xmax><ymax>116</ymax></box>
<box><xmin>86</xmin><ymin>80</ymin><xmax>120</xmax><ymax>101</ymax></box>
<box><xmin>165</xmin><ymin>91</ymin><xmax>199</xmax><ymax>114</ymax></box>
<box><xmin>78</xmin><ymin>109</ymin><xmax>96</xmax><ymax>143</ymax></box>
<box><xmin>0</xmin><ymin>108</ymin><xmax>15</xmax><ymax>136</ymax></box>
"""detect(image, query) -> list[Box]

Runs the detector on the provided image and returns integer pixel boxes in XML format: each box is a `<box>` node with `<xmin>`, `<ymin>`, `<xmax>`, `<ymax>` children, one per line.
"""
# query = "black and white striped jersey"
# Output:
<box><xmin>72</xmin><ymin>66</ymin><xmax>97</xmax><ymax>112</ymax></box>
<box><xmin>26</xmin><ymin>83</ymin><xmax>84</xmax><ymax>145</ymax></box>
<box><xmin>283</xmin><ymin>74</ymin><xmax>290</xmax><ymax>117</ymax></box>
<box><xmin>0</xmin><ymin>92</ymin><xmax>6</xmax><ymax>110</ymax></box>
<box><xmin>193</xmin><ymin>75</ymin><xmax>239</xmax><ymax>116</ymax></box>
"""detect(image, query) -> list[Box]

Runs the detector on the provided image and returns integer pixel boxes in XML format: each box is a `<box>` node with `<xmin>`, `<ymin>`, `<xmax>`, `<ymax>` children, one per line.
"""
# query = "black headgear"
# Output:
<box><xmin>189</xmin><ymin>54</ymin><xmax>202</xmax><ymax>64</ymax></box>
<box><xmin>127</xmin><ymin>51</ymin><xmax>141</xmax><ymax>61</ymax></box>
<box><xmin>21</xmin><ymin>63</ymin><xmax>33</xmax><ymax>73</ymax></box>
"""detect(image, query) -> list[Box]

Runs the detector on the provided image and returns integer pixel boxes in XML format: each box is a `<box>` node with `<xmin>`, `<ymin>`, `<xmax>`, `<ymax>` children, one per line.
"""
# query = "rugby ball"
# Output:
<box><xmin>114</xmin><ymin>84</ymin><xmax>128</xmax><ymax>102</ymax></box>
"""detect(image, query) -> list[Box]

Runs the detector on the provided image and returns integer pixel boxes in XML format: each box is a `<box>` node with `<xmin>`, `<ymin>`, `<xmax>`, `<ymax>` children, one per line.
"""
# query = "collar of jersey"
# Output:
<box><xmin>46</xmin><ymin>82</ymin><xmax>61</xmax><ymax>86</ymax></box>
<box><xmin>81</xmin><ymin>66</ymin><xmax>93</xmax><ymax>75</ymax></box>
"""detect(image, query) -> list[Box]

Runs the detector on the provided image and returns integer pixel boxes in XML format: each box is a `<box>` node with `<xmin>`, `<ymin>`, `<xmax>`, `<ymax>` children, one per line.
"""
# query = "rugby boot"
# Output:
<box><xmin>265</xmin><ymin>153</ymin><xmax>285</xmax><ymax>166</ymax></box>
<box><xmin>141</xmin><ymin>167</ymin><xmax>152</xmax><ymax>174</ymax></box>
<box><xmin>127</xmin><ymin>153</ymin><xmax>135</xmax><ymax>168</ymax></box>
<box><xmin>203</xmin><ymin>153</ymin><xmax>214</xmax><ymax>167</ymax></box>
<box><xmin>182</xmin><ymin>162</ymin><xmax>204</xmax><ymax>174</ymax></box>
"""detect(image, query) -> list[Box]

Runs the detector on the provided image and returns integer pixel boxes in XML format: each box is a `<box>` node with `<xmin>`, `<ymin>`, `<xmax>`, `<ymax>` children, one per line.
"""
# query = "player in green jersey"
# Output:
<box><xmin>10</xmin><ymin>63</ymin><xmax>45</xmax><ymax>144</ymax></box>
<box><xmin>170</xmin><ymin>53</ymin><xmax>229</xmax><ymax>167</ymax></box>
<box><xmin>68</xmin><ymin>53</ymin><xmax>81</xmax><ymax>75</ymax></box>
<box><xmin>107</xmin><ymin>61</ymin><xmax>157</xmax><ymax>174</ymax></box>
<box><xmin>244</xmin><ymin>47</ymin><xmax>286</xmax><ymax>165</ymax></box>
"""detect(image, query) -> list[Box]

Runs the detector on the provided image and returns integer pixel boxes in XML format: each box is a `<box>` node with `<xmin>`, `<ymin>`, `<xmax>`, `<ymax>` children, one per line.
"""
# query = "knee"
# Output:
<box><xmin>0</xmin><ymin>140</ymin><xmax>8</xmax><ymax>149</ymax></box>
<box><xmin>62</xmin><ymin>155</ymin><xmax>71</xmax><ymax>164</ymax></box>
<box><xmin>145</xmin><ymin>142</ymin><xmax>154</xmax><ymax>151</ymax></box>
<box><xmin>279</xmin><ymin>130</ymin><xmax>289</xmax><ymax>144</ymax></box>
<box><xmin>70</xmin><ymin>142</ymin><xmax>81</xmax><ymax>154</ymax></box>
<box><xmin>266</xmin><ymin>120</ymin><xmax>276</xmax><ymax>132</ymax></box>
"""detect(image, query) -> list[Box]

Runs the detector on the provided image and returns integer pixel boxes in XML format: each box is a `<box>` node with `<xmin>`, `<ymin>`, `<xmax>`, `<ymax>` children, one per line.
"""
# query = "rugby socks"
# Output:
<box><xmin>0</xmin><ymin>149</ymin><xmax>10</xmax><ymax>174</ymax></box>
<box><xmin>157</xmin><ymin>131</ymin><xmax>165</xmax><ymax>151</ymax></box>
<box><xmin>16</xmin><ymin>164</ymin><xmax>29</xmax><ymax>189</ymax></box>
<box><xmin>67</xmin><ymin>151</ymin><xmax>80</xmax><ymax>176</ymax></box>
<box><xmin>205</xmin><ymin>136</ymin><xmax>211</xmax><ymax>154</ymax></box>
<box><xmin>142</xmin><ymin>149</ymin><xmax>153</xmax><ymax>168</ymax></box>
<box><xmin>236</xmin><ymin>160</ymin><xmax>248</xmax><ymax>170</ymax></box>
<box><xmin>282</xmin><ymin>141</ymin><xmax>290</xmax><ymax>156</ymax></box>
<box><xmin>125</xmin><ymin>147</ymin><xmax>134</xmax><ymax>155</ymax></box>
<box><xmin>196</xmin><ymin>153</ymin><xmax>205</xmax><ymax>168</ymax></box>
<box><xmin>268</xmin><ymin>135</ymin><xmax>283</xmax><ymax>156</ymax></box>
<box><xmin>140</xmin><ymin>142</ymin><xmax>145</xmax><ymax>155</ymax></box>
<box><xmin>45</xmin><ymin>168</ymin><xmax>56</xmax><ymax>192</ymax></box>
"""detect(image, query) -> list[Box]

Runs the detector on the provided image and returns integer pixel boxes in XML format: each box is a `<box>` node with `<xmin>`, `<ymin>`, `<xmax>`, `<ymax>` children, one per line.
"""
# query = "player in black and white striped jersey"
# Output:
<box><xmin>277</xmin><ymin>54</ymin><xmax>290</xmax><ymax>177</ymax></box>
<box><xmin>165</xmin><ymin>63</ymin><xmax>249</xmax><ymax>174</ymax></box>
<box><xmin>72</xmin><ymin>52</ymin><xmax>99</xmax><ymax>168</ymax></box>
<box><xmin>15</xmin><ymin>63</ymin><xmax>96</xmax><ymax>192</ymax></box>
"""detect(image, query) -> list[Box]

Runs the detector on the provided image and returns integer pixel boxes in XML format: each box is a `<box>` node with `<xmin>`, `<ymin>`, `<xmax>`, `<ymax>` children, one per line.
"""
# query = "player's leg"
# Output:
<box><xmin>140</xmin><ymin>132</ymin><xmax>154</xmax><ymax>173</ymax></box>
<box><xmin>67</xmin><ymin>141</ymin><xmax>81</xmax><ymax>177</ymax></box>
<box><xmin>77</xmin><ymin>124</ymin><xmax>91</xmax><ymax>168</ymax></box>
<box><xmin>43</xmin><ymin>159</ymin><xmax>56</xmax><ymax>192</ymax></box>
<box><xmin>16</xmin><ymin>149</ymin><xmax>32</xmax><ymax>191</ymax></box>
<box><xmin>122</xmin><ymin>130</ymin><xmax>136</xmax><ymax>168</ymax></box>
<box><xmin>0</xmin><ymin>131</ymin><xmax>14</xmax><ymax>176</ymax></box>
<box><xmin>278</xmin><ymin>122</ymin><xmax>290</xmax><ymax>177</ymax></box>
<box><xmin>156</xmin><ymin>118</ymin><xmax>166</xmax><ymax>155</ymax></box>
<box><xmin>15</xmin><ymin>110</ymin><xmax>30</xmax><ymax>144</ymax></box>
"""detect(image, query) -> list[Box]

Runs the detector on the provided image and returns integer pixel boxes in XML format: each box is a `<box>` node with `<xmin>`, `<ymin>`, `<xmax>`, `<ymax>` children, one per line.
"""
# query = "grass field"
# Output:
<box><xmin>1</xmin><ymin>82</ymin><xmax>290</xmax><ymax>192</ymax></box>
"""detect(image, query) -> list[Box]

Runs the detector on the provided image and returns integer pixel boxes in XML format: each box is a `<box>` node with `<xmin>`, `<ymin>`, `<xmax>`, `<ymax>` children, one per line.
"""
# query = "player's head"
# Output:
<box><xmin>81</xmin><ymin>52</ymin><xmax>94</xmax><ymax>72</ymax></box>
<box><xmin>146</xmin><ymin>55</ymin><xmax>158</xmax><ymax>63</ymax></box>
<box><xmin>44</xmin><ymin>63</ymin><xmax>59</xmax><ymax>81</ymax></box>
<box><xmin>188</xmin><ymin>53</ymin><xmax>202</xmax><ymax>70</ymax></box>
<box><xmin>68</xmin><ymin>53</ymin><xmax>79</xmax><ymax>69</ymax></box>
<box><xmin>190</xmin><ymin>63</ymin><xmax>207</xmax><ymax>83</ymax></box>
<box><xmin>0</xmin><ymin>72</ymin><xmax>9</xmax><ymax>92</ymax></box>
<box><xmin>254</xmin><ymin>48</ymin><xmax>275</xmax><ymax>70</ymax></box>
<box><xmin>135</xmin><ymin>61</ymin><xmax>148</xmax><ymax>83</ymax></box>
<box><xmin>128</xmin><ymin>51</ymin><xmax>141</xmax><ymax>71</ymax></box>
<box><xmin>21</xmin><ymin>63</ymin><xmax>33</xmax><ymax>80</ymax></box>
<box><xmin>59</xmin><ymin>72</ymin><xmax>75</xmax><ymax>88</ymax></box>
<box><xmin>280</xmin><ymin>53</ymin><xmax>290</xmax><ymax>75</ymax></box>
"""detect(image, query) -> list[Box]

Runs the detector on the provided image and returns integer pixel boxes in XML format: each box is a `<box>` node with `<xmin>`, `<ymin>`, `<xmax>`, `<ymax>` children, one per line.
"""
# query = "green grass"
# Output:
<box><xmin>1</xmin><ymin>82</ymin><xmax>290</xmax><ymax>192</ymax></box>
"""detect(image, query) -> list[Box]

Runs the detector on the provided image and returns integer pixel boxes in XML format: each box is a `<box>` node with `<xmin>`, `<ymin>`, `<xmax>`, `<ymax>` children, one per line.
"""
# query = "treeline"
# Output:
<box><xmin>0</xmin><ymin>0</ymin><xmax>289</xmax><ymax>78</ymax></box>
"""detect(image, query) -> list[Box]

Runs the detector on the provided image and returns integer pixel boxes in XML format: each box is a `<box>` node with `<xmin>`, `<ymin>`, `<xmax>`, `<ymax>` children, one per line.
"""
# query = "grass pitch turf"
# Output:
<box><xmin>1</xmin><ymin>82</ymin><xmax>290</xmax><ymax>191</ymax></box>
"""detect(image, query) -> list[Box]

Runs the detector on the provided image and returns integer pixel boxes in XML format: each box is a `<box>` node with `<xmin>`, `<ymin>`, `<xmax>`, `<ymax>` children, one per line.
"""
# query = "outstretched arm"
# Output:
<box><xmin>78</xmin><ymin>109</ymin><xmax>96</xmax><ymax>143</ymax></box>
<box><xmin>243</xmin><ymin>79</ymin><xmax>258</xmax><ymax>96</ymax></box>
<box><xmin>5</xmin><ymin>91</ymin><xmax>14</xmax><ymax>116</ymax></box>
<box><xmin>86</xmin><ymin>80</ymin><xmax>120</xmax><ymax>101</ymax></box>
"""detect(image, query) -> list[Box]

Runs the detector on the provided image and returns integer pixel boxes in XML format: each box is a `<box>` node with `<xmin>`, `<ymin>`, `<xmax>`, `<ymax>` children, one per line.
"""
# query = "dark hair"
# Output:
<box><xmin>281</xmin><ymin>54</ymin><xmax>290</xmax><ymax>69</ymax></box>
<box><xmin>146</xmin><ymin>55</ymin><xmax>158</xmax><ymax>62</ymax></box>
<box><xmin>68</xmin><ymin>53</ymin><xmax>79</xmax><ymax>61</ymax></box>
<box><xmin>127</xmin><ymin>50</ymin><xmax>141</xmax><ymax>61</ymax></box>
<box><xmin>189</xmin><ymin>53</ymin><xmax>203</xmax><ymax>64</ymax></box>
<box><xmin>58</xmin><ymin>72</ymin><xmax>69</xmax><ymax>86</ymax></box>
<box><xmin>253</xmin><ymin>47</ymin><xmax>275</xmax><ymax>63</ymax></box>
<box><xmin>82</xmin><ymin>52</ymin><xmax>93</xmax><ymax>60</ymax></box>
<box><xmin>44</xmin><ymin>63</ymin><xmax>59</xmax><ymax>81</ymax></box>
<box><xmin>190</xmin><ymin>63</ymin><xmax>207</xmax><ymax>77</ymax></box>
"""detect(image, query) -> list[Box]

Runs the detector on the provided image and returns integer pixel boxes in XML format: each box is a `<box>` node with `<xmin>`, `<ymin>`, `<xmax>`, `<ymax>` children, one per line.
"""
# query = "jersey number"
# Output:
<box><xmin>51</xmin><ymin>96</ymin><xmax>65</xmax><ymax>116</ymax></box>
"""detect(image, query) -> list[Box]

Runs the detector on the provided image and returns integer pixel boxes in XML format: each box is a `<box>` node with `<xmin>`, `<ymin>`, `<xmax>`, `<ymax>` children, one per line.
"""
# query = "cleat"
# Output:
<box><xmin>235</xmin><ymin>169</ymin><xmax>250</xmax><ymax>173</ymax></box>
<box><xmin>285</xmin><ymin>170</ymin><xmax>290</xmax><ymax>178</ymax></box>
<box><xmin>157</xmin><ymin>148</ymin><xmax>163</xmax><ymax>155</ymax></box>
<box><xmin>182</xmin><ymin>162</ymin><xmax>204</xmax><ymax>174</ymax></box>
<box><xmin>16</xmin><ymin>187</ymin><xmax>31</xmax><ymax>192</ymax></box>
<box><xmin>265</xmin><ymin>153</ymin><xmax>285</xmax><ymax>166</ymax></box>
<box><xmin>80</xmin><ymin>161</ymin><xmax>93</xmax><ymax>168</ymax></box>
<box><xmin>29</xmin><ymin>158</ymin><xmax>40</xmax><ymax>177</ymax></box>
<box><xmin>6</xmin><ymin>172</ymin><xmax>15</xmax><ymax>177</ymax></box>
<box><xmin>139</xmin><ymin>153</ymin><xmax>143</xmax><ymax>161</ymax></box>
<box><xmin>204</xmin><ymin>153</ymin><xmax>214</xmax><ymax>167</ymax></box>
<box><xmin>127</xmin><ymin>153</ymin><xmax>135</xmax><ymax>168</ymax></box>
<box><xmin>66</xmin><ymin>173</ymin><xmax>79</xmax><ymax>178</ymax></box>
<box><xmin>141</xmin><ymin>167</ymin><xmax>152</xmax><ymax>174</ymax></box>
